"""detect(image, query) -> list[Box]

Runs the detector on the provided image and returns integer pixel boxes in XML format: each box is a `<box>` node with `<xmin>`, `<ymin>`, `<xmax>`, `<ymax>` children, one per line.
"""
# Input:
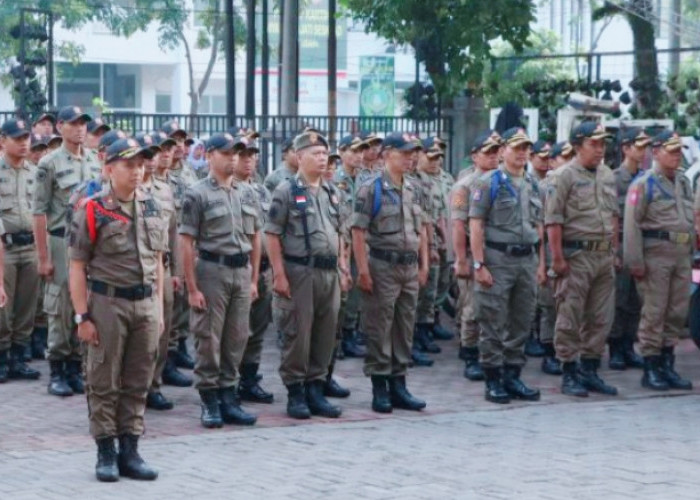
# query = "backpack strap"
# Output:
<box><xmin>371</xmin><ymin>176</ymin><xmax>383</xmax><ymax>219</ymax></box>
<box><xmin>291</xmin><ymin>181</ymin><xmax>312</xmax><ymax>256</ymax></box>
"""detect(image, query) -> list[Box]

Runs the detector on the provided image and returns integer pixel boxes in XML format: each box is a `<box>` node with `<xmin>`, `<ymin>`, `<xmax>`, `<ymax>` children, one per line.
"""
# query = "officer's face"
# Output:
<box><xmin>172</xmin><ymin>135</ymin><xmax>186</xmax><ymax>160</ymax></box>
<box><xmin>29</xmin><ymin>147</ymin><xmax>47</xmax><ymax>164</ymax></box>
<box><xmin>383</xmin><ymin>149</ymin><xmax>416</xmax><ymax>174</ymax></box>
<box><xmin>208</xmin><ymin>149</ymin><xmax>237</xmax><ymax>176</ymax></box>
<box><xmin>654</xmin><ymin>146</ymin><xmax>683</xmax><ymax>170</ymax></box>
<box><xmin>57</xmin><ymin>119</ymin><xmax>88</xmax><ymax>146</ymax></box>
<box><xmin>502</xmin><ymin>143</ymin><xmax>530</xmax><ymax>169</ymax></box>
<box><xmin>472</xmin><ymin>147</ymin><xmax>500</xmax><ymax>171</ymax></box>
<box><xmin>531</xmin><ymin>154</ymin><xmax>549</xmax><ymax>172</ymax></box>
<box><xmin>364</xmin><ymin>143</ymin><xmax>381</xmax><ymax>162</ymax></box>
<box><xmin>160</xmin><ymin>144</ymin><xmax>174</xmax><ymax>170</ymax></box>
<box><xmin>623</xmin><ymin>143</ymin><xmax>648</xmax><ymax>163</ymax></box>
<box><xmin>298</xmin><ymin>145</ymin><xmax>329</xmax><ymax>178</ymax></box>
<box><xmin>341</xmin><ymin>148</ymin><xmax>362</xmax><ymax>169</ymax></box>
<box><xmin>286</xmin><ymin>150</ymin><xmax>299</xmax><ymax>169</ymax></box>
<box><xmin>1</xmin><ymin>135</ymin><xmax>30</xmax><ymax>160</ymax></box>
<box><xmin>86</xmin><ymin>129</ymin><xmax>107</xmax><ymax>150</ymax></box>
<box><xmin>143</xmin><ymin>156</ymin><xmax>157</xmax><ymax>176</ymax></box>
<box><xmin>109</xmin><ymin>156</ymin><xmax>145</xmax><ymax>191</ymax></box>
<box><xmin>324</xmin><ymin>160</ymin><xmax>337</xmax><ymax>182</ymax></box>
<box><xmin>576</xmin><ymin>138</ymin><xmax>606</xmax><ymax>167</ymax></box>
<box><xmin>32</xmin><ymin>119</ymin><xmax>53</xmax><ymax>136</ymax></box>
<box><xmin>235</xmin><ymin>150</ymin><xmax>256</xmax><ymax>179</ymax></box>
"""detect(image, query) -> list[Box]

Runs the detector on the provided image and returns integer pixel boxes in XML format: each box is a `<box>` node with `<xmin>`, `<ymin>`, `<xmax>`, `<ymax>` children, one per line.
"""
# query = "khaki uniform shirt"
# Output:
<box><xmin>250</xmin><ymin>180</ymin><xmax>272</xmax><ymax>256</ymax></box>
<box><xmin>69</xmin><ymin>188</ymin><xmax>168</xmax><ymax>287</ymax></box>
<box><xmin>33</xmin><ymin>144</ymin><xmax>101</xmax><ymax>231</ymax></box>
<box><xmin>333</xmin><ymin>166</ymin><xmax>356</xmax><ymax>243</ymax></box>
<box><xmin>613</xmin><ymin>161</ymin><xmax>642</xmax><ymax>227</ymax></box>
<box><xmin>352</xmin><ymin>171</ymin><xmax>423</xmax><ymax>253</ymax></box>
<box><xmin>265</xmin><ymin>174</ymin><xmax>341</xmax><ymax>258</ymax></box>
<box><xmin>0</xmin><ymin>157</ymin><xmax>36</xmax><ymax>234</ymax></box>
<box><xmin>264</xmin><ymin>162</ymin><xmax>296</xmax><ymax>194</ymax></box>
<box><xmin>143</xmin><ymin>177</ymin><xmax>180</xmax><ymax>274</ymax></box>
<box><xmin>544</xmin><ymin>160</ymin><xmax>618</xmax><ymax>243</ymax></box>
<box><xmin>469</xmin><ymin>166</ymin><xmax>542</xmax><ymax>245</ymax></box>
<box><xmin>623</xmin><ymin>165</ymin><xmax>694</xmax><ymax>269</ymax></box>
<box><xmin>168</xmin><ymin>160</ymin><xmax>199</xmax><ymax>211</ymax></box>
<box><xmin>179</xmin><ymin>177</ymin><xmax>261</xmax><ymax>256</ymax></box>
<box><xmin>450</xmin><ymin>168</ymin><xmax>486</xmax><ymax>235</ymax></box>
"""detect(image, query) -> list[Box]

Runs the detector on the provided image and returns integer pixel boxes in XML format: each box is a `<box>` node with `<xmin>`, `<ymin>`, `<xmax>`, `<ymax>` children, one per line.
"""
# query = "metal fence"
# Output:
<box><xmin>0</xmin><ymin>111</ymin><xmax>453</xmax><ymax>176</ymax></box>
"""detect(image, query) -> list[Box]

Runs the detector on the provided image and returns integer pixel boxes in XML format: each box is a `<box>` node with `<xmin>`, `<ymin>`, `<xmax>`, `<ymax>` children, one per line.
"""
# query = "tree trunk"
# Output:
<box><xmin>628</xmin><ymin>0</ymin><xmax>661</xmax><ymax>116</ymax></box>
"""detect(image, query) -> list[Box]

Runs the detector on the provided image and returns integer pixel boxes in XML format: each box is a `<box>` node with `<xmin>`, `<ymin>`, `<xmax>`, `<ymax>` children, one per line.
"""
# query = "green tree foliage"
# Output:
<box><xmin>340</xmin><ymin>0</ymin><xmax>535</xmax><ymax>100</ymax></box>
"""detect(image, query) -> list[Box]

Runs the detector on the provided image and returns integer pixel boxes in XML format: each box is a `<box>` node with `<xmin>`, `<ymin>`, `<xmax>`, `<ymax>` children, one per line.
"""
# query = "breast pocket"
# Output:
<box><xmin>289</xmin><ymin>207</ymin><xmax>320</xmax><ymax>236</ymax></box>
<box><xmin>241</xmin><ymin>204</ymin><xmax>258</xmax><ymax>236</ymax></box>
<box><xmin>144</xmin><ymin>216</ymin><xmax>168</xmax><ymax>252</ymax></box>
<box><xmin>492</xmin><ymin>197</ymin><xmax>517</xmax><ymax>225</ymax></box>
<box><xmin>55</xmin><ymin>169</ymin><xmax>80</xmax><ymax>194</ymax></box>
<box><xmin>574</xmin><ymin>183</ymin><xmax>596</xmax><ymax>211</ymax></box>
<box><xmin>411</xmin><ymin>204</ymin><xmax>422</xmax><ymax>234</ymax></box>
<box><xmin>0</xmin><ymin>181</ymin><xmax>14</xmax><ymax>211</ymax></box>
<box><xmin>99</xmin><ymin>222</ymin><xmax>131</xmax><ymax>255</ymax></box>
<box><xmin>375</xmin><ymin>203</ymin><xmax>402</xmax><ymax>235</ymax></box>
<box><xmin>328</xmin><ymin>203</ymin><xmax>340</xmax><ymax>232</ymax></box>
<box><xmin>203</xmin><ymin>204</ymin><xmax>232</xmax><ymax>238</ymax></box>
<box><xmin>529</xmin><ymin>197</ymin><xmax>542</xmax><ymax>223</ymax></box>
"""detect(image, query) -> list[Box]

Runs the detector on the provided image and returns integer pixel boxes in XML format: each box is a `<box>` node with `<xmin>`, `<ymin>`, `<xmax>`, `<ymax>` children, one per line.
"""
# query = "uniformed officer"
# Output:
<box><xmin>33</xmin><ymin>105</ymin><xmax>101</xmax><ymax>397</ymax></box>
<box><xmin>545</xmin><ymin>122</ymin><xmax>619</xmax><ymax>397</ymax></box>
<box><xmin>179</xmin><ymin>133</ymin><xmax>261</xmax><ymax>428</ymax></box>
<box><xmin>69</xmin><ymin>138</ymin><xmax>164</xmax><ymax>482</ymax></box>
<box><xmin>352</xmin><ymin>132</ymin><xmax>429</xmax><ymax>413</ymax></box>
<box><xmin>609</xmin><ymin>128</ymin><xmax>649</xmax><ymax>370</ymax></box>
<box><xmin>264</xmin><ymin>136</ymin><xmax>298</xmax><ymax>193</ymax></box>
<box><xmin>451</xmin><ymin>130</ymin><xmax>502</xmax><ymax>381</ymax></box>
<box><xmin>335</xmin><ymin>135</ymin><xmax>368</xmax><ymax>358</ymax></box>
<box><xmin>356</xmin><ymin>132</ymin><xmax>384</xmax><ymax>185</ymax></box>
<box><xmin>626</xmin><ymin>131</ymin><xmax>693</xmax><ymax>391</ymax></box>
<box><xmin>266</xmin><ymin>130</ymin><xmax>345</xmax><ymax>419</ymax></box>
<box><xmin>469</xmin><ymin>128</ymin><xmax>545</xmax><ymax>404</ymax></box>
<box><xmin>161</xmin><ymin>120</ymin><xmax>198</xmax><ymax>372</ymax></box>
<box><xmin>28</xmin><ymin>133</ymin><xmax>49</xmax><ymax>167</ymax></box>
<box><xmin>232</xmin><ymin>135</ymin><xmax>275</xmax><ymax>404</ymax></box>
<box><xmin>31</xmin><ymin>112</ymin><xmax>55</xmax><ymax>137</ymax></box>
<box><xmin>0</xmin><ymin>119</ymin><xmax>38</xmax><ymax>381</ymax></box>
<box><xmin>86</xmin><ymin>118</ymin><xmax>111</xmax><ymax>151</ymax></box>
<box><xmin>549</xmin><ymin>141</ymin><xmax>574</xmax><ymax>168</ymax></box>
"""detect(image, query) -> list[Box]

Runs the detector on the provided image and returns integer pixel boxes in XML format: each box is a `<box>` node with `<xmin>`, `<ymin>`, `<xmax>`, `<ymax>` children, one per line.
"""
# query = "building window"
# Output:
<box><xmin>156</xmin><ymin>94</ymin><xmax>172</xmax><ymax>113</ymax></box>
<box><xmin>200</xmin><ymin>94</ymin><xmax>226</xmax><ymax>114</ymax></box>
<box><xmin>56</xmin><ymin>62</ymin><xmax>140</xmax><ymax>114</ymax></box>
<box><xmin>56</xmin><ymin>63</ymin><xmax>100</xmax><ymax>109</ymax></box>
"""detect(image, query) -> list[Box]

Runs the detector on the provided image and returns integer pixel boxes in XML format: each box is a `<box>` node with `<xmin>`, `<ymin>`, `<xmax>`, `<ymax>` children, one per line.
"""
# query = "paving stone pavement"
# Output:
<box><xmin>3</xmin><ymin>328</ymin><xmax>700</xmax><ymax>499</ymax></box>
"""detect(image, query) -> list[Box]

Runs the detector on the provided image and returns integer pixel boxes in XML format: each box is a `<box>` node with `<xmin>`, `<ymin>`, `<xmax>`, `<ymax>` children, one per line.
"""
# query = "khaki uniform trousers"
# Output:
<box><xmin>416</xmin><ymin>264</ymin><xmax>439</xmax><ymax>324</ymax></box>
<box><xmin>553</xmin><ymin>251</ymin><xmax>615</xmax><ymax>362</ymax></box>
<box><xmin>190</xmin><ymin>260</ymin><xmax>252</xmax><ymax>390</ymax></box>
<box><xmin>276</xmin><ymin>263</ymin><xmax>340</xmax><ymax>386</ymax></box>
<box><xmin>241</xmin><ymin>267</ymin><xmax>273</xmax><ymax>365</ymax></box>
<box><xmin>635</xmin><ymin>242</ymin><xmax>691</xmax><ymax>356</ymax></box>
<box><xmin>0</xmin><ymin>247</ymin><xmax>40</xmax><ymax>351</ymax></box>
<box><xmin>474</xmin><ymin>248</ymin><xmax>537</xmax><ymax>368</ymax></box>
<box><xmin>341</xmin><ymin>258</ymin><xmax>361</xmax><ymax>331</ymax></box>
<box><xmin>610</xmin><ymin>268</ymin><xmax>641</xmax><ymax>340</ymax></box>
<box><xmin>150</xmin><ymin>264</ymin><xmax>174</xmax><ymax>391</ymax></box>
<box><xmin>457</xmin><ymin>277</ymin><xmax>479</xmax><ymax>348</ymax></box>
<box><xmin>538</xmin><ymin>282</ymin><xmax>556</xmax><ymax>344</ymax></box>
<box><xmin>362</xmin><ymin>257</ymin><xmax>419</xmax><ymax>377</ymax></box>
<box><xmin>45</xmin><ymin>235</ymin><xmax>79</xmax><ymax>361</ymax></box>
<box><xmin>86</xmin><ymin>293</ymin><xmax>159</xmax><ymax>438</ymax></box>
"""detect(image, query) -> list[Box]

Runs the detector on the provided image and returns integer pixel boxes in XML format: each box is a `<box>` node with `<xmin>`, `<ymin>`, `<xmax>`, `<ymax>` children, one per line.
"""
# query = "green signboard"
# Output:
<box><xmin>359</xmin><ymin>56</ymin><xmax>395</xmax><ymax>117</ymax></box>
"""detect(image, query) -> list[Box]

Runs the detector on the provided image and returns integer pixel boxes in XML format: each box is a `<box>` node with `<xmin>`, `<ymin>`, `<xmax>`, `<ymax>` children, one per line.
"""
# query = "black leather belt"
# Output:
<box><xmin>260</xmin><ymin>256</ymin><xmax>271</xmax><ymax>272</ymax></box>
<box><xmin>369</xmin><ymin>248</ymin><xmax>418</xmax><ymax>265</ymax></box>
<box><xmin>485</xmin><ymin>241</ymin><xmax>535</xmax><ymax>257</ymax></box>
<box><xmin>563</xmin><ymin>240</ymin><xmax>612</xmax><ymax>251</ymax></box>
<box><xmin>199</xmin><ymin>249</ymin><xmax>249</xmax><ymax>268</ymax></box>
<box><xmin>284</xmin><ymin>254</ymin><xmax>338</xmax><ymax>270</ymax></box>
<box><xmin>49</xmin><ymin>228</ymin><xmax>65</xmax><ymax>238</ymax></box>
<box><xmin>90</xmin><ymin>280</ymin><xmax>153</xmax><ymax>301</ymax></box>
<box><xmin>642</xmin><ymin>230</ymin><xmax>691</xmax><ymax>244</ymax></box>
<box><xmin>1</xmin><ymin>231</ymin><xmax>35</xmax><ymax>247</ymax></box>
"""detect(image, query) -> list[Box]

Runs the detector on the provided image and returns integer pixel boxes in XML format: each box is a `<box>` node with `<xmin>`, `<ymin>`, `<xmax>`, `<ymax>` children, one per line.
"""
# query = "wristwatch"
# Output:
<box><xmin>74</xmin><ymin>312</ymin><xmax>91</xmax><ymax>325</ymax></box>
<box><xmin>473</xmin><ymin>261</ymin><xmax>484</xmax><ymax>270</ymax></box>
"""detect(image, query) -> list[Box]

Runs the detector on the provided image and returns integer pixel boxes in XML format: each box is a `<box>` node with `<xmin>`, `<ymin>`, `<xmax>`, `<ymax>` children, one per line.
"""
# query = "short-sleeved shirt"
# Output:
<box><xmin>168</xmin><ymin>160</ymin><xmax>199</xmax><ymax>211</ymax></box>
<box><xmin>179</xmin><ymin>176</ymin><xmax>260</xmax><ymax>256</ymax></box>
<box><xmin>33</xmin><ymin>144</ymin><xmax>101</xmax><ymax>231</ymax></box>
<box><xmin>623</xmin><ymin>165</ymin><xmax>694</xmax><ymax>268</ymax></box>
<box><xmin>469</xmin><ymin>167</ymin><xmax>542</xmax><ymax>245</ymax></box>
<box><xmin>613</xmin><ymin>161</ymin><xmax>642</xmax><ymax>227</ymax></box>
<box><xmin>351</xmin><ymin>171</ymin><xmax>424</xmax><ymax>253</ymax></box>
<box><xmin>0</xmin><ymin>157</ymin><xmax>37</xmax><ymax>235</ymax></box>
<box><xmin>65</xmin><ymin>178</ymin><xmax>108</xmax><ymax>244</ymax></box>
<box><xmin>333</xmin><ymin>166</ymin><xmax>356</xmax><ymax>235</ymax></box>
<box><xmin>263</xmin><ymin>162</ymin><xmax>296</xmax><ymax>193</ymax></box>
<box><xmin>69</xmin><ymin>188</ymin><xmax>167</xmax><ymax>287</ymax></box>
<box><xmin>249</xmin><ymin>180</ymin><xmax>272</xmax><ymax>256</ymax></box>
<box><xmin>142</xmin><ymin>177</ymin><xmax>179</xmax><ymax>273</ymax></box>
<box><xmin>265</xmin><ymin>173</ymin><xmax>341</xmax><ymax>258</ymax></box>
<box><xmin>544</xmin><ymin>159</ymin><xmax>618</xmax><ymax>242</ymax></box>
<box><xmin>450</xmin><ymin>167</ymin><xmax>485</xmax><ymax>226</ymax></box>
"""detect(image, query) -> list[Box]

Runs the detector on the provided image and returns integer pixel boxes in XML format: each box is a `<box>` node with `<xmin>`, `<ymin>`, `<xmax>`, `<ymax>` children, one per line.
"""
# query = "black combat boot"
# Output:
<box><xmin>238</xmin><ymin>363</ymin><xmax>274</xmax><ymax>403</ymax></box>
<box><xmin>219</xmin><ymin>386</ymin><xmax>257</xmax><ymax>425</ymax></box>
<box><xmin>641</xmin><ymin>355</ymin><xmax>670</xmax><ymax>391</ymax></box>
<box><xmin>462</xmin><ymin>346</ymin><xmax>484</xmax><ymax>381</ymax></box>
<box><xmin>324</xmin><ymin>359</ymin><xmax>350</xmax><ymax>398</ymax></box>
<box><xmin>541</xmin><ymin>342</ymin><xmax>562</xmax><ymax>375</ymax></box>
<box><xmin>483</xmin><ymin>367</ymin><xmax>510</xmax><ymax>404</ymax></box>
<box><xmin>659</xmin><ymin>347</ymin><xmax>693</xmax><ymax>390</ymax></box>
<box><xmin>0</xmin><ymin>350</ymin><xmax>9</xmax><ymax>383</ymax></box>
<box><xmin>578</xmin><ymin>358</ymin><xmax>618</xmax><ymax>395</ymax></box>
<box><xmin>341</xmin><ymin>328</ymin><xmax>366</xmax><ymax>358</ymax></box>
<box><xmin>410</xmin><ymin>345</ymin><xmax>434</xmax><ymax>367</ymax></box>
<box><xmin>8</xmin><ymin>344</ymin><xmax>40</xmax><ymax>380</ymax></box>
<box><xmin>607</xmin><ymin>337</ymin><xmax>626</xmax><ymax>370</ymax></box>
<box><xmin>524</xmin><ymin>335</ymin><xmax>545</xmax><ymax>357</ymax></box>
<box><xmin>414</xmin><ymin>323</ymin><xmax>441</xmax><ymax>353</ymax></box>
<box><xmin>173</xmin><ymin>338</ymin><xmax>195</xmax><ymax>369</ymax></box>
<box><xmin>199</xmin><ymin>389</ymin><xmax>223</xmax><ymax>428</ymax></box>
<box><xmin>561</xmin><ymin>361</ymin><xmax>588</xmax><ymax>397</ymax></box>
<box><xmin>65</xmin><ymin>359</ymin><xmax>84</xmax><ymax>393</ymax></box>
<box><xmin>146</xmin><ymin>391</ymin><xmax>174</xmax><ymax>410</ymax></box>
<box><xmin>503</xmin><ymin>364</ymin><xmax>540</xmax><ymax>401</ymax></box>
<box><xmin>95</xmin><ymin>436</ymin><xmax>119</xmax><ymax>482</ymax></box>
<box><xmin>458</xmin><ymin>346</ymin><xmax>469</xmax><ymax>361</ymax></box>
<box><xmin>622</xmin><ymin>337</ymin><xmax>643</xmax><ymax>369</ymax></box>
<box><xmin>48</xmin><ymin>360</ymin><xmax>73</xmax><ymax>396</ymax></box>
<box><xmin>31</xmin><ymin>326</ymin><xmax>47</xmax><ymax>360</ymax></box>
<box><xmin>431</xmin><ymin>310</ymin><xmax>454</xmax><ymax>340</ymax></box>
<box><xmin>162</xmin><ymin>354</ymin><xmax>193</xmax><ymax>387</ymax></box>
<box><xmin>286</xmin><ymin>383</ymin><xmax>311</xmax><ymax>419</ymax></box>
<box><xmin>117</xmin><ymin>434</ymin><xmax>158</xmax><ymax>480</ymax></box>
<box><xmin>306</xmin><ymin>380</ymin><xmax>342</xmax><ymax>418</ymax></box>
<box><xmin>23</xmin><ymin>344</ymin><xmax>32</xmax><ymax>362</ymax></box>
<box><xmin>388</xmin><ymin>375</ymin><xmax>426</xmax><ymax>411</ymax></box>
<box><xmin>370</xmin><ymin>375</ymin><xmax>392</xmax><ymax>413</ymax></box>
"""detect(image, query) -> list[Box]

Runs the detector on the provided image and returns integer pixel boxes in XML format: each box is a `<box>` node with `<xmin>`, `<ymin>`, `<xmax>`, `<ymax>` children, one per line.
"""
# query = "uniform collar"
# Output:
<box><xmin>295</xmin><ymin>172</ymin><xmax>333</xmax><ymax>194</ymax></box>
<box><xmin>101</xmin><ymin>184</ymin><xmax>146</xmax><ymax>210</ymax></box>
<box><xmin>381</xmin><ymin>170</ymin><xmax>408</xmax><ymax>191</ymax></box>
<box><xmin>207</xmin><ymin>175</ymin><xmax>238</xmax><ymax>190</ymax></box>
<box><xmin>61</xmin><ymin>143</ymin><xmax>87</xmax><ymax>161</ymax></box>
<box><xmin>0</xmin><ymin>156</ymin><xmax>30</xmax><ymax>171</ymax></box>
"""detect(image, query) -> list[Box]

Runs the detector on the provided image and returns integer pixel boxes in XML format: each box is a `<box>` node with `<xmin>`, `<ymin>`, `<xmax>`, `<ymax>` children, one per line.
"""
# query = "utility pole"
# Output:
<box><xmin>328</xmin><ymin>0</ymin><xmax>337</xmax><ymax>145</ymax></box>
<box><xmin>280</xmin><ymin>0</ymin><xmax>299</xmax><ymax>117</ymax></box>
<box><xmin>669</xmin><ymin>0</ymin><xmax>681</xmax><ymax>77</ymax></box>
<box><xmin>225</xmin><ymin>0</ymin><xmax>236</xmax><ymax>125</ymax></box>
<box><xmin>261</xmin><ymin>0</ymin><xmax>269</xmax><ymax>119</ymax></box>
<box><xmin>245</xmin><ymin>0</ymin><xmax>256</xmax><ymax>119</ymax></box>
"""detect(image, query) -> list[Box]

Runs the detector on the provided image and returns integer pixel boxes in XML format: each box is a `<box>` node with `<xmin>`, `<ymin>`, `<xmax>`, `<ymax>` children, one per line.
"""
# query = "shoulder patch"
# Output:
<box><xmin>452</xmin><ymin>190</ymin><xmax>468</xmax><ymax>209</ymax></box>
<box><xmin>472</xmin><ymin>189</ymin><xmax>482</xmax><ymax>202</ymax></box>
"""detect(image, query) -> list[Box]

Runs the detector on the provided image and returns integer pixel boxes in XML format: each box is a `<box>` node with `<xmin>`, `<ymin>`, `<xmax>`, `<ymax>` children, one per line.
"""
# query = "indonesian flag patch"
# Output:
<box><xmin>628</xmin><ymin>188</ymin><xmax>639</xmax><ymax>206</ymax></box>
<box><xmin>295</xmin><ymin>195</ymin><xmax>307</xmax><ymax>205</ymax></box>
